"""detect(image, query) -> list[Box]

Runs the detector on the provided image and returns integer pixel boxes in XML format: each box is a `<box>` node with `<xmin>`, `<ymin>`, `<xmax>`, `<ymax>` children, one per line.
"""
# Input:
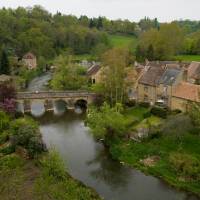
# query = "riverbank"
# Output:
<box><xmin>0</xmin><ymin>152</ymin><xmax>102</xmax><ymax>200</ymax></box>
<box><xmin>108</xmin><ymin>107</ymin><xmax>200</xmax><ymax>197</ymax></box>
<box><xmin>87</xmin><ymin>105</ymin><xmax>200</xmax><ymax>198</ymax></box>
<box><xmin>0</xmin><ymin>111</ymin><xmax>102</xmax><ymax>200</ymax></box>
<box><xmin>109</xmin><ymin>135</ymin><xmax>200</xmax><ymax>197</ymax></box>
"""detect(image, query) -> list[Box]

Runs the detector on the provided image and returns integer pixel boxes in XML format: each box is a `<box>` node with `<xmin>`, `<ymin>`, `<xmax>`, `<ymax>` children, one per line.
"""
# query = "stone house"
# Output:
<box><xmin>125</xmin><ymin>67</ymin><xmax>140</xmax><ymax>100</ymax></box>
<box><xmin>171</xmin><ymin>82</ymin><xmax>200</xmax><ymax>112</ymax></box>
<box><xmin>22</xmin><ymin>52</ymin><xmax>37</xmax><ymax>70</ymax></box>
<box><xmin>156</xmin><ymin>68</ymin><xmax>183</xmax><ymax>108</ymax></box>
<box><xmin>87</xmin><ymin>64</ymin><xmax>102</xmax><ymax>84</ymax></box>
<box><xmin>137</xmin><ymin>66</ymin><xmax>165</xmax><ymax>105</ymax></box>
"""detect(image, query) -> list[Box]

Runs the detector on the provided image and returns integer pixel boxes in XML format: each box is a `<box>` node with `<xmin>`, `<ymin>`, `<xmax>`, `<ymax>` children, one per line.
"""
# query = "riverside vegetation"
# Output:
<box><xmin>0</xmin><ymin>111</ymin><xmax>101</xmax><ymax>200</ymax></box>
<box><xmin>87</xmin><ymin>103</ymin><xmax>200</xmax><ymax>197</ymax></box>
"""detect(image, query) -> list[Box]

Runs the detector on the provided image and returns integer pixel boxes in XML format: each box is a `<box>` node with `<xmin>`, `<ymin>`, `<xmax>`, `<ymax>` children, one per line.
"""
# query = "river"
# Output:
<box><xmin>29</xmin><ymin>73</ymin><xmax>199</xmax><ymax>200</ymax></box>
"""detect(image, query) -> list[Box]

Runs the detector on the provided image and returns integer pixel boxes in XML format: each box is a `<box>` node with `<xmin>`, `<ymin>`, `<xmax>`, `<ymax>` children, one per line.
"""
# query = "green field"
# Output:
<box><xmin>174</xmin><ymin>55</ymin><xmax>200</xmax><ymax>62</ymax></box>
<box><xmin>109</xmin><ymin>34</ymin><xmax>138</xmax><ymax>49</ymax></box>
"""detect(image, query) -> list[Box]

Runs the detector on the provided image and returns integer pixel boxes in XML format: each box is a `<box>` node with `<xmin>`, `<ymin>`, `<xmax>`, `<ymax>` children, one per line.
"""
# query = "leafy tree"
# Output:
<box><xmin>138</xmin><ymin>23</ymin><xmax>184</xmax><ymax>60</ymax></box>
<box><xmin>50</xmin><ymin>55</ymin><xmax>88</xmax><ymax>90</ymax></box>
<box><xmin>0</xmin><ymin>49</ymin><xmax>10</xmax><ymax>75</ymax></box>
<box><xmin>101</xmin><ymin>48</ymin><xmax>131</xmax><ymax>105</ymax></box>
<box><xmin>146</xmin><ymin>44</ymin><xmax>155</xmax><ymax>61</ymax></box>
<box><xmin>87</xmin><ymin>103</ymin><xmax>127</xmax><ymax>144</ymax></box>
<box><xmin>135</xmin><ymin>45</ymin><xmax>145</xmax><ymax>62</ymax></box>
<box><xmin>97</xmin><ymin>17</ymin><xmax>103</xmax><ymax>30</ymax></box>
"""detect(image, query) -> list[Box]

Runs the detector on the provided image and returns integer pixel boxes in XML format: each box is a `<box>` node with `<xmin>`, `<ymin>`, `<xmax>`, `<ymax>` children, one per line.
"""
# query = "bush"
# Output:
<box><xmin>0</xmin><ymin>111</ymin><xmax>10</xmax><ymax>132</ymax></box>
<box><xmin>169</xmin><ymin>152</ymin><xmax>200</xmax><ymax>180</ymax></box>
<box><xmin>151</xmin><ymin>106</ymin><xmax>168</xmax><ymax>118</ymax></box>
<box><xmin>170</xmin><ymin>109</ymin><xmax>182</xmax><ymax>115</ymax></box>
<box><xmin>138</xmin><ymin>102</ymin><xmax>150</xmax><ymax>108</ymax></box>
<box><xmin>10</xmin><ymin>117</ymin><xmax>45</xmax><ymax>157</ymax></box>
<box><xmin>0</xmin><ymin>131</ymin><xmax>9</xmax><ymax>145</ymax></box>
<box><xmin>125</xmin><ymin>100</ymin><xmax>136</xmax><ymax>107</ymax></box>
<box><xmin>143</xmin><ymin>111</ymin><xmax>151</xmax><ymax>119</ymax></box>
<box><xmin>28</xmin><ymin>137</ymin><xmax>46</xmax><ymax>158</ymax></box>
<box><xmin>0</xmin><ymin>145</ymin><xmax>15</xmax><ymax>155</ymax></box>
<box><xmin>161</xmin><ymin>114</ymin><xmax>194</xmax><ymax>137</ymax></box>
<box><xmin>0</xmin><ymin>154</ymin><xmax>24</xmax><ymax>170</ymax></box>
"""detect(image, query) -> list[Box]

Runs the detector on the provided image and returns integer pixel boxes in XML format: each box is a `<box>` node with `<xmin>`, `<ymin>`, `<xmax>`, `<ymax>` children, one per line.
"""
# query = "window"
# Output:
<box><xmin>144</xmin><ymin>86</ymin><xmax>148</xmax><ymax>92</ymax></box>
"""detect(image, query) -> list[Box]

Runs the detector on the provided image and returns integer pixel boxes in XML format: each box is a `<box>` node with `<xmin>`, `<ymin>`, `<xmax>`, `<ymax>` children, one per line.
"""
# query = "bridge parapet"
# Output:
<box><xmin>16</xmin><ymin>91</ymin><xmax>96</xmax><ymax>100</ymax></box>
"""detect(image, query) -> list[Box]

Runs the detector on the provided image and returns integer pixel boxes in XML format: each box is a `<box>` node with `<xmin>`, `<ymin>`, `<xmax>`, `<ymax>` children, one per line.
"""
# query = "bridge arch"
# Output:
<box><xmin>30</xmin><ymin>100</ymin><xmax>45</xmax><ymax>117</ymax></box>
<box><xmin>75</xmin><ymin>99</ymin><xmax>88</xmax><ymax>110</ymax></box>
<box><xmin>16</xmin><ymin>101</ymin><xmax>24</xmax><ymax>114</ymax></box>
<box><xmin>53</xmin><ymin>99</ymin><xmax>68</xmax><ymax>115</ymax></box>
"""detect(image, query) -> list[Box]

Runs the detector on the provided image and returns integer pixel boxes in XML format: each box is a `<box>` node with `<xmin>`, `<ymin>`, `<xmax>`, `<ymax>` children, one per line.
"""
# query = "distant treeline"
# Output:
<box><xmin>0</xmin><ymin>5</ymin><xmax>200</xmax><ymax>60</ymax></box>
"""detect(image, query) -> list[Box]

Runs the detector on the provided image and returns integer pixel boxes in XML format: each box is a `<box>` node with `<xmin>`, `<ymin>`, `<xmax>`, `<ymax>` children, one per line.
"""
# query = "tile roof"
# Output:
<box><xmin>172</xmin><ymin>82</ymin><xmax>200</xmax><ymax>102</ymax></box>
<box><xmin>87</xmin><ymin>64</ymin><xmax>101</xmax><ymax>76</ymax></box>
<box><xmin>159</xmin><ymin>68</ymin><xmax>181</xmax><ymax>86</ymax></box>
<box><xmin>187</xmin><ymin>62</ymin><xmax>200</xmax><ymax>80</ymax></box>
<box><xmin>139</xmin><ymin>66</ymin><xmax>165</xmax><ymax>86</ymax></box>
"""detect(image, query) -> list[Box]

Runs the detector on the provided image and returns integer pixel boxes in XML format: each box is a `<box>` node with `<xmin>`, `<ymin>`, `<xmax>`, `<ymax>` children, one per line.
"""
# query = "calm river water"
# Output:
<box><xmin>30</xmin><ymin>73</ymin><xmax>199</xmax><ymax>200</ymax></box>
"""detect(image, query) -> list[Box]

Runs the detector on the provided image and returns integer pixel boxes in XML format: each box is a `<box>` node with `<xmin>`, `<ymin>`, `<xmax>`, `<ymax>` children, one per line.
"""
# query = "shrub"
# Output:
<box><xmin>0</xmin><ymin>145</ymin><xmax>15</xmax><ymax>155</ymax></box>
<box><xmin>0</xmin><ymin>131</ymin><xmax>9</xmax><ymax>145</ymax></box>
<box><xmin>143</xmin><ymin>111</ymin><xmax>151</xmax><ymax>119</ymax></box>
<box><xmin>170</xmin><ymin>109</ymin><xmax>182</xmax><ymax>115</ymax></box>
<box><xmin>0</xmin><ymin>154</ymin><xmax>24</xmax><ymax>170</ymax></box>
<box><xmin>125</xmin><ymin>100</ymin><xmax>136</xmax><ymax>107</ymax></box>
<box><xmin>10</xmin><ymin>117</ymin><xmax>45</xmax><ymax>157</ymax></box>
<box><xmin>169</xmin><ymin>152</ymin><xmax>200</xmax><ymax>180</ymax></box>
<box><xmin>151</xmin><ymin>106</ymin><xmax>167</xmax><ymax>118</ymax></box>
<box><xmin>138</xmin><ymin>102</ymin><xmax>150</xmax><ymax>108</ymax></box>
<box><xmin>161</xmin><ymin>114</ymin><xmax>193</xmax><ymax>137</ymax></box>
<box><xmin>0</xmin><ymin>111</ymin><xmax>10</xmax><ymax>132</ymax></box>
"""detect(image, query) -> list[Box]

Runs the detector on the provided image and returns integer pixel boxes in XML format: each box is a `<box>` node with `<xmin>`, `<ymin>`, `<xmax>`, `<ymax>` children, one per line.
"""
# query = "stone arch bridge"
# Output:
<box><xmin>16</xmin><ymin>91</ymin><xmax>96</xmax><ymax>113</ymax></box>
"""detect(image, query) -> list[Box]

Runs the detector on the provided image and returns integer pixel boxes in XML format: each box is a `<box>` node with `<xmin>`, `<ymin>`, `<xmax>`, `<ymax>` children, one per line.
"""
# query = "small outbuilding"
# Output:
<box><xmin>22</xmin><ymin>52</ymin><xmax>37</xmax><ymax>70</ymax></box>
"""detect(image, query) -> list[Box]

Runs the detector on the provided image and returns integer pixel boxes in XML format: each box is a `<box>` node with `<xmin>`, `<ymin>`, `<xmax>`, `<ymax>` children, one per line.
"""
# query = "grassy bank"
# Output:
<box><xmin>87</xmin><ymin>104</ymin><xmax>200</xmax><ymax>197</ymax></box>
<box><xmin>0</xmin><ymin>151</ymin><xmax>102</xmax><ymax>200</ymax></box>
<box><xmin>174</xmin><ymin>55</ymin><xmax>200</xmax><ymax>62</ymax></box>
<box><xmin>108</xmin><ymin>107</ymin><xmax>200</xmax><ymax>197</ymax></box>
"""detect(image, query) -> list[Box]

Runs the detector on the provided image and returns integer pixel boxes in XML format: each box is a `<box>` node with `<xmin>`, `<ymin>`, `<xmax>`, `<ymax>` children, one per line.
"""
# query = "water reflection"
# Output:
<box><xmin>87</xmin><ymin>148</ymin><xmax>130</xmax><ymax>189</ymax></box>
<box><xmin>31</xmin><ymin>101</ymin><xmax>45</xmax><ymax>117</ymax></box>
<box><xmin>38</xmin><ymin>112</ymin><xmax>200</xmax><ymax>200</ymax></box>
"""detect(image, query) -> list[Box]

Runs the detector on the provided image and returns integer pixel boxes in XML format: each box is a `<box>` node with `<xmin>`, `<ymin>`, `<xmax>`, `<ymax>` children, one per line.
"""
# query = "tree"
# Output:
<box><xmin>101</xmin><ymin>48</ymin><xmax>130</xmax><ymax>105</ymax></box>
<box><xmin>0</xmin><ymin>49</ymin><xmax>10</xmax><ymax>75</ymax></box>
<box><xmin>135</xmin><ymin>45</ymin><xmax>145</xmax><ymax>62</ymax></box>
<box><xmin>97</xmin><ymin>17</ymin><xmax>103</xmax><ymax>30</ymax></box>
<box><xmin>50</xmin><ymin>55</ymin><xmax>88</xmax><ymax>90</ymax></box>
<box><xmin>146</xmin><ymin>44</ymin><xmax>155</xmax><ymax>61</ymax></box>
<box><xmin>87</xmin><ymin>103</ymin><xmax>127</xmax><ymax>144</ymax></box>
<box><xmin>138</xmin><ymin>23</ymin><xmax>184</xmax><ymax>60</ymax></box>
